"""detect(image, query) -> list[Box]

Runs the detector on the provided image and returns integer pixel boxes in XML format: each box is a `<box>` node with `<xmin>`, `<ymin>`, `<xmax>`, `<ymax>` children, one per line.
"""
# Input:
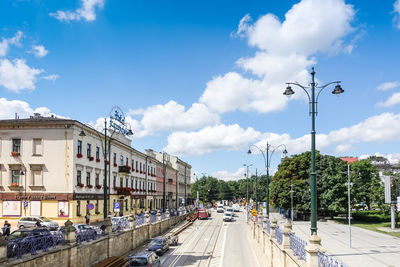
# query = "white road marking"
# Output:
<box><xmin>218</xmin><ymin>223</ymin><xmax>228</xmax><ymax>267</ymax></box>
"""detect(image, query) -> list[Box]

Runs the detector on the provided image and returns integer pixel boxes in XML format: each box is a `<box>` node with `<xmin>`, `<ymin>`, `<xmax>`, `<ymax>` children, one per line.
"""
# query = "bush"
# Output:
<box><xmin>352</xmin><ymin>210</ymin><xmax>391</xmax><ymax>222</ymax></box>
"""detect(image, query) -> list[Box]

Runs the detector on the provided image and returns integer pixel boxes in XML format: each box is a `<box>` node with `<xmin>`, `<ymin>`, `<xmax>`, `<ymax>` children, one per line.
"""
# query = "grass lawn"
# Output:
<box><xmin>334</xmin><ymin>219</ymin><xmax>400</xmax><ymax>238</ymax></box>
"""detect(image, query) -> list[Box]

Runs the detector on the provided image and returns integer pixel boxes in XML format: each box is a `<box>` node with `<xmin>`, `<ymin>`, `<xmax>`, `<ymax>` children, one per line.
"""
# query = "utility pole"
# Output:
<box><xmin>347</xmin><ymin>164</ymin><xmax>352</xmax><ymax>248</ymax></box>
<box><xmin>290</xmin><ymin>183</ymin><xmax>294</xmax><ymax>223</ymax></box>
<box><xmin>255</xmin><ymin>168</ymin><xmax>258</xmax><ymax>211</ymax></box>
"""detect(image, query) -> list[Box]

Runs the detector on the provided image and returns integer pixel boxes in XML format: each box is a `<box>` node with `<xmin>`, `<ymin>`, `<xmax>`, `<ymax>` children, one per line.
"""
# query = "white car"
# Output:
<box><xmin>232</xmin><ymin>204</ymin><xmax>240</xmax><ymax>212</ymax></box>
<box><xmin>217</xmin><ymin>205</ymin><xmax>224</xmax><ymax>213</ymax></box>
<box><xmin>223</xmin><ymin>212</ymin><xmax>233</xmax><ymax>222</ymax></box>
<box><xmin>226</xmin><ymin>207</ymin><xmax>234</xmax><ymax>216</ymax></box>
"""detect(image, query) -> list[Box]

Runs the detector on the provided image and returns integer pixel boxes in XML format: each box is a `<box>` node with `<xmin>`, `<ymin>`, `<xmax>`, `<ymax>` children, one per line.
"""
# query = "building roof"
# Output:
<box><xmin>340</xmin><ymin>157</ymin><xmax>359</xmax><ymax>163</ymax></box>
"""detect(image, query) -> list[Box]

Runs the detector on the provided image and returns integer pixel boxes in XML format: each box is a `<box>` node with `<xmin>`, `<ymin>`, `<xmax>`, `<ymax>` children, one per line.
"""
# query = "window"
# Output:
<box><xmin>95</xmin><ymin>173</ymin><xmax>99</xmax><ymax>186</ymax></box>
<box><xmin>125</xmin><ymin>178</ymin><xmax>128</xmax><ymax>187</ymax></box>
<box><xmin>32</xmin><ymin>170</ymin><xmax>43</xmax><ymax>186</ymax></box>
<box><xmin>131</xmin><ymin>178</ymin><xmax>133</xmax><ymax>189</ymax></box>
<box><xmin>148</xmin><ymin>166</ymin><xmax>150</xmax><ymax>174</ymax></box>
<box><xmin>140</xmin><ymin>162</ymin><xmax>142</xmax><ymax>172</ymax></box>
<box><xmin>139</xmin><ymin>180</ymin><xmax>142</xmax><ymax>190</ymax></box>
<box><xmin>120</xmin><ymin>177</ymin><xmax>123</xmax><ymax>188</ymax></box>
<box><xmin>11</xmin><ymin>170</ymin><xmax>20</xmax><ymax>185</ymax></box>
<box><xmin>12</xmin><ymin>139</ymin><xmax>21</xmax><ymax>153</ymax></box>
<box><xmin>86</xmin><ymin>172</ymin><xmax>91</xmax><ymax>185</ymax></box>
<box><xmin>77</xmin><ymin>140</ymin><xmax>82</xmax><ymax>154</ymax></box>
<box><xmin>131</xmin><ymin>159</ymin><xmax>134</xmax><ymax>170</ymax></box>
<box><xmin>136</xmin><ymin>161</ymin><xmax>138</xmax><ymax>171</ymax></box>
<box><xmin>95</xmin><ymin>200</ymin><xmax>99</xmax><ymax>214</ymax></box>
<box><xmin>126</xmin><ymin>157</ymin><xmax>128</xmax><ymax>166</ymax></box>
<box><xmin>120</xmin><ymin>155</ymin><xmax>123</xmax><ymax>166</ymax></box>
<box><xmin>125</xmin><ymin>199</ymin><xmax>128</xmax><ymax>211</ymax></box>
<box><xmin>77</xmin><ymin>170</ymin><xmax>82</xmax><ymax>184</ymax></box>
<box><xmin>113</xmin><ymin>153</ymin><xmax>116</xmax><ymax>165</ymax></box>
<box><xmin>32</xmin><ymin>138</ymin><xmax>42</xmax><ymax>155</ymax></box>
<box><xmin>113</xmin><ymin>175</ymin><xmax>116</xmax><ymax>188</ymax></box>
<box><xmin>76</xmin><ymin>201</ymin><xmax>81</xmax><ymax>216</ymax></box>
<box><xmin>96</xmin><ymin>147</ymin><xmax>100</xmax><ymax>160</ymax></box>
<box><xmin>135</xmin><ymin>180</ymin><xmax>138</xmax><ymax>189</ymax></box>
<box><xmin>87</xmin><ymin>144</ymin><xmax>91</xmax><ymax>158</ymax></box>
<box><xmin>130</xmin><ymin>198</ymin><xmax>134</xmax><ymax>210</ymax></box>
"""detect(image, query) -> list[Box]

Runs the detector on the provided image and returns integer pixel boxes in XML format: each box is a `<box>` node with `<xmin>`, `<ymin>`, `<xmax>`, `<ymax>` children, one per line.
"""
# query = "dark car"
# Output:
<box><xmin>126</xmin><ymin>251</ymin><xmax>160</xmax><ymax>267</ymax></box>
<box><xmin>7</xmin><ymin>228</ymin><xmax>52</xmax><ymax>258</ymax></box>
<box><xmin>147</xmin><ymin>237</ymin><xmax>169</xmax><ymax>256</ymax></box>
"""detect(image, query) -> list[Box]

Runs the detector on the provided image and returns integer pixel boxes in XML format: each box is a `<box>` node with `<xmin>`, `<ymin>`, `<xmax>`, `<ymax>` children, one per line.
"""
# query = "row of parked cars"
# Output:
<box><xmin>126</xmin><ymin>234</ymin><xmax>179</xmax><ymax>266</ymax></box>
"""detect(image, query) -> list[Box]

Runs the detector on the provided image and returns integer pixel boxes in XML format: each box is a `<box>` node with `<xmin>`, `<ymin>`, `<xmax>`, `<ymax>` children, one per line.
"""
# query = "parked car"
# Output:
<box><xmin>223</xmin><ymin>212</ymin><xmax>233</xmax><ymax>222</ymax></box>
<box><xmin>198</xmin><ymin>208</ymin><xmax>208</xmax><ymax>220</ymax></box>
<box><xmin>217</xmin><ymin>205</ymin><xmax>224</xmax><ymax>213</ymax></box>
<box><xmin>17</xmin><ymin>216</ymin><xmax>59</xmax><ymax>230</ymax></box>
<box><xmin>147</xmin><ymin>236</ymin><xmax>169</xmax><ymax>256</ymax></box>
<box><xmin>126</xmin><ymin>251</ymin><xmax>160</xmax><ymax>267</ymax></box>
<box><xmin>7</xmin><ymin>228</ymin><xmax>52</xmax><ymax>258</ymax></box>
<box><xmin>166</xmin><ymin>234</ymin><xmax>178</xmax><ymax>246</ymax></box>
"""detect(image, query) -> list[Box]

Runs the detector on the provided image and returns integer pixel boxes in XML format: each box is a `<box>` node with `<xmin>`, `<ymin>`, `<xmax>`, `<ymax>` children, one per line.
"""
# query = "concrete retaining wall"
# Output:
<box><xmin>1</xmin><ymin>214</ymin><xmax>189</xmax><ymax>267</ymax></box>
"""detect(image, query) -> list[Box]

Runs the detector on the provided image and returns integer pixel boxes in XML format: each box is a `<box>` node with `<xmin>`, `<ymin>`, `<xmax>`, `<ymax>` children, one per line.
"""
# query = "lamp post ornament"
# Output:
<box><xmin>284</xmin><ymin>67</ymin><xmax>344</xmax><ymax>235</ymax></box>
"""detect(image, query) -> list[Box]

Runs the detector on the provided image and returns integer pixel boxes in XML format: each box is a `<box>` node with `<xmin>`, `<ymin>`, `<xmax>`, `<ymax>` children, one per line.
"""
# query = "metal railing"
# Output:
<box><xmin>275</xmin><ymin>226</ymin><xmax>283</xmax><ymax>245</ymax></box>
<box><xmin>7</xmin><ymin>232</ymin><xmax>65</xmax><ymax>259</ymax></box>
<box><xmin>150</xmin><ymin>214</ymin><xmax>158</xmax><ymax>224</ymax></box>
<box><xmin>267</xmin><ymin>220</ymin><xmax>271</xmax><ymax>233</ymax></box>
<box><xmin>318</xmin><ymin>250</ymin><xmax>348</xmax><ymax>267</ymax></box>
<box><xmin>135</xmin><ymin>214</ymin><xmax>145</xmax><ymax>227</ymax></box>
<box><xmin>112</xmin><ymin>217</ymin><xmax>130</xmax><ymax>232</ymax></box>
<box><xmin>260</xmin><ymin>216</ymin><xmax>264</xmax><ymax>227</ymax></box>
<box><xmin>76</xmin><ymin>229</ymin><xmax>97</xmax><ymax>244</ymax></box>
<box><xmin>170</xmin><ymin>210</ymin><xmax>176</xmax><ymax>217</ymax></box>
<box><xmin>162</xmin><ymin>211</ymin><xmax>167</xmax><ymax>220</ymax></box>
<box><xmin>289</xmin><ymin>233</ymin><xmax>307</xmax><ymax>260</ymax></box>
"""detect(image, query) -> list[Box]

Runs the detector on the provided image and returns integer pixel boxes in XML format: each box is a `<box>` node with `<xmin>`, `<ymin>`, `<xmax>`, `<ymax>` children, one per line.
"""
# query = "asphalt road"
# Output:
<box><xmin>157</xmin><ymin>208</ymin><xmax>267</xmax><ymax>267</ymax></box>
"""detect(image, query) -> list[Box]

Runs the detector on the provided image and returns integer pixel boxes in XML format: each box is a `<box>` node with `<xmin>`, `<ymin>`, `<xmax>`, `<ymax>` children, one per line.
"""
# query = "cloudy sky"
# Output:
<box><xmin>1</xmin><ymin>0</ymin><xmax>400</xmax><ymax>181</ymax></box>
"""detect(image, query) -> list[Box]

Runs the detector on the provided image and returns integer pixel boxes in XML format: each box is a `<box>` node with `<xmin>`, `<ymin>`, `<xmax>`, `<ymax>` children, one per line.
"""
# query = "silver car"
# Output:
<box><xmin>17</xmin><ymin>216</ymin><xmax>59</xmax><ymax>231</ymax></box>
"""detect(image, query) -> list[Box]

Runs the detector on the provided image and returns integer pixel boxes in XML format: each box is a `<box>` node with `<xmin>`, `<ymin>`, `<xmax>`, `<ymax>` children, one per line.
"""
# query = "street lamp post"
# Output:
<box><xmin>248</xmin><ymin>143</ymin><xmax>288</xmax><ymax>217</ymax></box>
<box><xmin>290</xmin><ymin>183</ymin><xmax>294</xmax><ymax>223</ymax></box>
<box><xmin>243</xmin><ymin>164</ymin><xmax>252</xmax><ymax>206</ymax></box>
<box><xmin>284</xmin><ymin>67</ymin><xmax>344</xmax><ymax>235</ymax></box>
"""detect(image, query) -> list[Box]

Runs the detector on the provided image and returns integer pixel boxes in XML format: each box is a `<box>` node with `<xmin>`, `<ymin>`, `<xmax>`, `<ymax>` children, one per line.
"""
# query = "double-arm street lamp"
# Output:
<box><xmin>248</xmin><ymin>143</ymin><xmax>288</xmax><ymax>217</ymax></box>
<box><xmin>284</xmin><ymin>67</ymin><xmax>344</xmax><ymax>235</ymax></box>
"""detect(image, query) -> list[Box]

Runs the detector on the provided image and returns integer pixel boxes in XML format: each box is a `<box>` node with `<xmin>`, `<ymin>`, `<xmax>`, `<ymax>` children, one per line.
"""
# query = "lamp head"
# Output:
<box><xmin>127</xmin><ymin>129</ymin><xmax>134</xmax><ymax>136</ymax></box>
<box><xmin>283</xmin><ymin>149</ymin><xmax>288</xmax><ymax>155</ymax></box>
<box><xmin>332</xmin><ymin>83</ymin><xmax>344</xmax><ymax>95</ymax></box>
<box><xmin>283</xmin><ymin>85</ymin><xmax>295</xmax><ymax>97</ymax></box>
<box><xmin>247</xmin><ymin>149</ymin><xmax>252</xmax><ymax>154</ymax></box>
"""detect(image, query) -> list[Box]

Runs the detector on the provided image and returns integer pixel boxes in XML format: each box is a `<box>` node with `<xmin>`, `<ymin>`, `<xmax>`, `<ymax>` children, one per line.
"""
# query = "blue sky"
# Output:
<box><xmin>1</xmin><ymin>0</ymin><xmax>400</xmax><ymax>180</ymax></box>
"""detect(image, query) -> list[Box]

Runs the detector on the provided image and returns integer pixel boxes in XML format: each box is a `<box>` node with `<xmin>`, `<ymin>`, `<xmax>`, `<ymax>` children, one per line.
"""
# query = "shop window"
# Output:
<box><xmin>95</xmin><ymin>200</ymin><xmax>99</xmax><ymax>214</ymax></box>
<box><xmin>76</xmin><ymin>201</ymin><xmax>81</xmax><ymax>216</ymax></box>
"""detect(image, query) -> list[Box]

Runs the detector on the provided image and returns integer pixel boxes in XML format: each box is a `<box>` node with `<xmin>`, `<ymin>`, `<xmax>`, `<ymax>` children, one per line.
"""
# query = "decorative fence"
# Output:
<box><xmin>266</xmin><ymin>220</ymin><xmax>271</xmax><ymax>233</ymax></box>
<box><xmin>150</xmin><ymin>214</ymin><xmax>158</xmax><ymax>224</ymax></box>
<box><xmin>76</xmin><ymin>230</ymin><xmax>97</xmax><ymax>244</ymax></box>
<box><xmin>161</xmin><ymin>211</ymin><xmax>167</xmax><ymax>220</ymax></box>
<box><xmin>112</xmin><ymin>217</ymin><xmax>130</xmax><ymax>232</ymax></box>
<box><xmin>135</xmin><ymin>214</ymin><xmax>145</xmax><ymax>227</ymax></box>
<box><xmin>260</xmin><ymin>216</ymin><xmax>264</xmax><ymax>227</ymax></box>
<box><xmin>318</xmin><ymin>251</ymin><xmax>348</xmax><ymax>267</ymax></box>
<box><xmin>289</xmin><ymin>233</ymin><xmax>307</xmax><ymax>260</ymax></box>
<box><xmin>7</xmin><ymin>232</ymin><xmax>65</xmax><ymax>259</ymax></box>
<box><xmin>275</xmin><ymin>226</ymin><xmax>283</xmax><ymax>245</ymax></box>
<box><xmin>170</xmin><ymin>210</ymin><xmax>176</xmax><ymax>217</ymax></box>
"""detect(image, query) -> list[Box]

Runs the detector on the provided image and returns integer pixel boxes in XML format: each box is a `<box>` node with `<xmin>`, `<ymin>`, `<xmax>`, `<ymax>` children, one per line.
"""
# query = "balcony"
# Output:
<box><xmin>167</xmin><ymin>178</ymin><xmax>173</xmax><ymax>184</ymax></box>
<box><xmin>118</xmin><ymin>165</ymin><xmax>131</xmax><ymax>173</ymax></box>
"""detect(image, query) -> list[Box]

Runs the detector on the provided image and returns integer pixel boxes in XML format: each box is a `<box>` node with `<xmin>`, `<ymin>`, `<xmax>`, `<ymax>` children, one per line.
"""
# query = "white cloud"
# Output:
<box><xmin>377</xmin><ymin>92</ymin><xmax>400</xmax><ymax>107</ymax></box>
<box><xmin>0</xmin><ymin>31</ymin><xmax>23</xmax><ymax>57</ymax></box>
<box><xmin>32</xmin><ymin>45</ymin><xmax>49</xmax><ymax>58</ymax></box>
<box><xmin>377</xmin><ymin>81</ymin><xmax>400</xmax><ymax>91</ymax></box>
<box><xmin>164</xmin><ymin>124</ymin><xmax>262</xmax><ymax>156</ymax></box>
<box><xmin>127</xmin><ymin>101</ymin><xmax>220</xmax><ymax>137</ymax></box>
<box><xmin>42</xmin><ymin>74</ymin><xmax>59</xmax><ymax>81</ymax></box>
<box><xmin>50</xmin><ymin>0</ymin><xmax>105</xmax><ymax>22</ymax></box>
<box><xmin>394</xmin><ymin>0</ymin><xmax>400</xmax><ymax>29</ymax></box>
<box><xmin>165</xmin><ymin>112</ymin><xmax>400</xmax><ymax>157</ymax></box>
<box><xmin>199</xmin><ymin>0</ymin><xmax>356</xmax><ymax>115</ymax></box>
<box><xmin>212</xmin><ymin>168</ymin><xmax>245</xmax><ymax>181</ymax></box>
<box><xmin>0</xmin><ymin>97</ymin><xmax>53</xmax><ymax>119</ymax></box>
<box><xmin>0</xmin><ymin>58</ymin><xmax>43</xmax><ymax>92</ymax></box>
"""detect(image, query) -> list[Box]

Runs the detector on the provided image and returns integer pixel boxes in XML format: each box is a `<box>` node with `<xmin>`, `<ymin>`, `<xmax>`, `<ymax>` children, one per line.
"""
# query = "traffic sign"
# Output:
<box><xmin>87</xmin><ymin>203</ymin><xmax>94</xmax><ymax>210</ymax></box>
<box><xmin>251</xmin><ymin>215</ymin><xmax>258</xmax><ymax>222</ymax></box>
<box><xmin>251</xmin><ymin>209</ymin><xmax>257</xmax><ymax>216</ymax></box>
<box><xmin>23</xmin><ymin>201</ymin><xmax>28</xmax><ymax>208</ymax></box>
<box><xmin>113</xmin><ymin>202</ymin><xmax>120</xmax><ymax>212</ymax></box>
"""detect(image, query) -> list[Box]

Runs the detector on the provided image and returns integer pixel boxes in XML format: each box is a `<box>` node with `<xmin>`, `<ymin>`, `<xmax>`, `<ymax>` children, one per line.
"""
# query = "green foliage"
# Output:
<box><xmin>351</xmin><ymin>210</ymin><xmax>391</xmax><ymax>222</ymax></box>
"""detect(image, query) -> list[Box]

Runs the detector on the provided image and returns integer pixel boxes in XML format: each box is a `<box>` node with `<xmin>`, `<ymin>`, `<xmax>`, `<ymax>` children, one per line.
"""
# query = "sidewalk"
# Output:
<box><xmin>270</xmin><ymin>213</ymin><xmax>400</xmax><ymax>267</ymax></box>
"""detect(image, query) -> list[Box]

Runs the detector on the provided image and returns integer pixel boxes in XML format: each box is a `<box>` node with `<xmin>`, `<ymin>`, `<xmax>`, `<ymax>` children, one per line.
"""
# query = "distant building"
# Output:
<box><xmin>368</xmin><ymin>156</ymin><xmax>400</xmax><ymax>178</ymax></box>
<box><xmin>339</xmin><ymin>157</ymin><xmax>359</xmax><ymax>164</ymax></box>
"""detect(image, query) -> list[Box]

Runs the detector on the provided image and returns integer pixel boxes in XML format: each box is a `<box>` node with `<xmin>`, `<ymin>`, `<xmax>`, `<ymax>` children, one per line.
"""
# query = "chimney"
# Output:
<box><xmin>33</xmin><ymin>113</ymin><xmax>41</xmax><ymax>118</ymax></box>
